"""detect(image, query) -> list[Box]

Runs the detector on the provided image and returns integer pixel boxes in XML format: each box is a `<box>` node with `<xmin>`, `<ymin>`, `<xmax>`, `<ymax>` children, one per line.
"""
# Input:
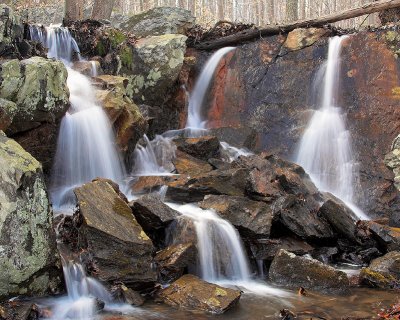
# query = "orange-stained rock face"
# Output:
<box><xmin>179</xmin><ymin>28</ymin><xmax>400</xmax><ymax>219</ymax></box>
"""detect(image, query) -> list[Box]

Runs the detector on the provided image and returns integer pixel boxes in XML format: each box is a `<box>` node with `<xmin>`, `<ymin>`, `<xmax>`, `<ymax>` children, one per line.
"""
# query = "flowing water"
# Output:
<box><xmin>31</xmin><ymin>26</ymin><xmax>126</xmax><ymax>211</ymax></box>
<box><xmin>131</xmin><ymin>135</ymin><xmax>176</xmax><ymax>176</ymax></box>
<box><xmin>185</xmin><ymin>47</ymin><xmax>235</xmax><ymax>135</ymax></box>
<box><xmin>167</xmin><ymin>203</ymin><xmax>289</xmax><ymax>296</ymax></box>
<box><xmin>296</xmin><ymin>36</ymin><xmax>368</xmax><ymax>220</ymax></box>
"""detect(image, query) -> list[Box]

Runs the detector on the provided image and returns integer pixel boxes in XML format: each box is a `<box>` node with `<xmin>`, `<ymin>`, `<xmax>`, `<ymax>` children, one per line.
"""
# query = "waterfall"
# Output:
<box><xmin>296</xmin><ymin>36</ymin><xmax>368</xmax><ymax>220</ymax></box>
<box><xmin>220</xmin><ymin>141</ymin><xmax>253</xmax><ymax>162</ymax></box>
<box><xmin>47</xmin><ymin>260</ymin><xmax>112</xmax><ymax>320</ymax></box>
<box><xmin>185</xmin><ymin>47</ymin><xmax>235</xmax><ymax>135</ymax></box>
<box><xmin>168</xmin><ymin>203</ymin><xmax>250</xmax><ymax>282</ymax></box>
<box><xmin>131</xmin><ymin>134</ymin><xmax>176</xmax><ymax>176</ymax></box>
<box><xmin>31</xmin><ymin>25</ymin><xmax>126</xmax><ymax>211</ymax></box>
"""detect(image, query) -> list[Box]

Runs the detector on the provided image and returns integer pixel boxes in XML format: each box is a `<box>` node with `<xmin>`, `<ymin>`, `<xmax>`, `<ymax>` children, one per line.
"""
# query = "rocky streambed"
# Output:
<box><xmin>0</xmin><ymin>3</ymin><xmax>400</xmax><ymax>320</ymax></box>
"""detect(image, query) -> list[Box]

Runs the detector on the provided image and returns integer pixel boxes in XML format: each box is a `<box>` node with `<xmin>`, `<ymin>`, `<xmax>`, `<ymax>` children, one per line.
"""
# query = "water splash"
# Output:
<box><xmin>185</xmin><ymin>47</ymin><xmax>235</xmax><ymax>135</ymax></box>
<box><xmin>131</xmin><ymin>135</ymin><xmax>176</xmax><ymax>176</ymax></box>
<box><xmin>220</xmin><ymin>141</ymin><xmax>253</xmax><ymax>162</ymax></box>
<box><xmin>296</xmin><ymin>36</ymin><xmax>368</xmax><ymax>220</ymax></box>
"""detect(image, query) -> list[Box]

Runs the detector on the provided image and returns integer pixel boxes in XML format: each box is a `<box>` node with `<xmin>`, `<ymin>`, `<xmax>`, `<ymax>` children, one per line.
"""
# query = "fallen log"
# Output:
<box><xmin>195</xmin><ymin>0</ymin><xmax>400</xmax><ymax>50</ymax></box>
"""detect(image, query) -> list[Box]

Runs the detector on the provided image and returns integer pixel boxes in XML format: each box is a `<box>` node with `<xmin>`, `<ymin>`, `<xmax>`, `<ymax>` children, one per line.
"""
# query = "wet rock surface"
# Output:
<box><xmin>360</xmin><ymin>251</ymin><xmax>400</xmax><ymax>289</ymax></box>
<box><xmin>368</xmin><ymin>221</ymin><xmax>400</xmax><ymax>252</ymax></box>
<box><xmin>130</xmin><ymin>194</ymin><xmax>180</xmax><ymax>248</ymax></box>
<box><xmin>269</xmin><ymin>249</ymin><xmax>350</xmax><ymax>293</ymax></box>
<box><xmin>111</xmin><ymin>284</ymin><xmax>145</xmax><ymax>306</ymax></box>
<box><xmin>158</xmin><ymin>274</ymin><xmax>241</xmax><ymax>314</ymax></box>
<box><xmin>0</xmin><ymin>131</ymin><xmax>61</xmax><ymax>300</ymax></box>
<box><xmin>318</xmin><ymin>194</ymin><xmax>359</xmax><ymax>243</ymax></box>
<box><xmin>174</xmin><ymin>136</ymin><xmax>221</xmax><ymax>161</ymax></box>
<box><xmin>200</xmin><ymin>195</ymin><xmax>273</xmax><ymax>239</ymax></box>
<box><xmin>73</xmin><ymin>179</ymin><xmax>156</xmax><ymax>290</ymax></box>
<box><xmin>155</xmin><ymin>242</ymin><xmax>196</xmax><ymax>283</ymax></box>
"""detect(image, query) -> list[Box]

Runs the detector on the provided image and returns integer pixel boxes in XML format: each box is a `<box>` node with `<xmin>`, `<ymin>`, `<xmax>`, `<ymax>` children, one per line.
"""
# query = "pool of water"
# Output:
<box><xmin>97</xmin><ymin>286</ymin><xmax>399</xmax><ymax>320</ymax></box>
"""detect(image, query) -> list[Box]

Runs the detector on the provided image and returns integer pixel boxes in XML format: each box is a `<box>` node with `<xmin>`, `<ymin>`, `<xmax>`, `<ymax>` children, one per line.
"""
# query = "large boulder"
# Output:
<box><xmin>74</xmin><ymin>180</ymin><xmax>156</xmax><ymax>290</ymax></box>
<box><xmin>269</xmin><ymin>249</ymin><xmax>349</xmax><ymax>293</ymax></box>
<box><xmin>0</xmin><ymin>131</ymin><xmax>61</xmax><ymax>300</ymax></box>
<box><xmin>173</xmin><ymin>149</ymin><xmax>213</xmax><ymax>176</ymax></box>
<box><xmin>119</xmin><ymin>7</ymin><xmax>195</xmax><ymax>37</ymax></box>
<box><xmin>158</xmin><ymin>274</ymin><xmax>241</xmax><ymax>314</ymax></box>
<box><xmin>19</xmin><ymin>5</ymin><xmax>63</xmax><ymax>26</ymax></box>
<box><xmin>360</xmin><ymin>251</ymin><xmax>400</xmax><ymax>289</ymax></box>
<box><xmin>129</xmin><ymin>194</ymin><xmax>180</xmax><ymax>248</ymax></box>
<box><xmin>200</xmin><ymin>195</ymin><xmax>273</xmax><ymax>239</ymax></box>
<box><xmin>126</xmin><ymin>34</ymin><xmax>187</xmax><ymax>105</ymax></box>
<box><xmin>318</xmin><ymin>194</ymin><xmax>359</xmax><ymax>243</ymax></box>
<box><xmin>0</xmin><ymin>57</ymin><xmax>69</xmax><ymax>135</ymax></box>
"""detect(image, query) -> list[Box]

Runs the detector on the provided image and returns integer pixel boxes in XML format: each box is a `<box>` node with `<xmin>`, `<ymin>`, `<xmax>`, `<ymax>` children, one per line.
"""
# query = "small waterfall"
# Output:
<box><xmin>90</xmin><ymin>61</ymin><xmax>98</xmax><ymax>77</ymax></box>
<box><xmin>296</xmin><ymin>36</ymin><xmax>368</xmax><ymax>220</ymax></box>
<box><xmin>185</xmin><ymin>47</ymin><xmax>235</xmax><ymax>135</ymax></box>
<box><xmin>32</xmin><ymin>26</ymin><xmax>126</xmax><ymax>211</ymax></box>
<box><xmin>168</xmin><ymin>203</ymin><xmax>250</xmax><ymax>282</ymax></box>
<box><xmin>131</xmin><ymin>135</ymin><xmax>176</xmax><ymax>176</ymax></box>
<box><xmin>48</xmin><ymin>260</ymin><xmax>111</xmax><ymax>320</ymax></box>
<box><xmin>220</xmin><ymin>141</ymin><xmax>253</xmax><ymax>162</ymax></box>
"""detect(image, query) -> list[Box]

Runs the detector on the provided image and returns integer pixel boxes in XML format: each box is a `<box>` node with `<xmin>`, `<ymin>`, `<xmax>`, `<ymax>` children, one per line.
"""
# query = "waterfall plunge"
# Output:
<box><xmin>296</xmin><ymin>36</ymin><xmax>368</xmax><ymax>220</ymax></box>
<box><xmin>31</xmin><ymin>25</ymin><xmax>127</xmax><ymax>211</ymax></box>
<box><xmin>185</xmin><ymin>47</ymin><xmax>235</xmax><ymax>135</ymax></box>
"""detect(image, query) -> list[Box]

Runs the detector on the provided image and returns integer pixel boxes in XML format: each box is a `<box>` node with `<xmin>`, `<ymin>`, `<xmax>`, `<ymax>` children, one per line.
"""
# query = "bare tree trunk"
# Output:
<box><xmin>65</xmin><ymin>0</ymin><xmax>84</xmax><ymax>21</ymax></box>
<box><xmin>286</xmin><ymin>0</ymin><xmax>298</xmax><ymax>21</ymax></box>
<box><xmin>196</xmin><ymin>0</ymin><xmax>400</xmax><ymax>50</ymax></box>
<box><xmin>91</xmin><ymin>0</ymin><xmax>116</xmax><ymax>20</ymax></box>
<box><xmin>218</xmin><ymin>0</ymin><xmax>225</xmax><ymax>20</ymax></box>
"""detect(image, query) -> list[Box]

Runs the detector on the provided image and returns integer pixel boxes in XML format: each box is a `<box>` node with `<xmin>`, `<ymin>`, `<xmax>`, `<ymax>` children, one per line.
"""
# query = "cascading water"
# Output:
<box><xmin>185</xmin><ymin>47</ymin><xmax>235</xmax><ymax>135</ymax></box>
<box><xmin>131</xmin><ymin>134</ymin><xmax>176</xmax><ymax>176</ymax></box>
<box><xmin>31</xmin><ymin>25</ymin><xmax>126</xmax><ymax>211</ymax></box>
<box><xmin>167</xmin><ymin>203</ymin><xmax>289</xmax><ymax>296</ymax></box>
<box><xmin>46</xmin><ymin>260</ymin><xmax>112</xmax><ymax>320</ymax></box>
<box><xmin>220</xmin><ymin>141</ymin><xmax>253</xmax><ymax>162</ymax></box>
<box><xmin>51</xmin><ymin>68</ymin><xmax>125</xmax><ymax>209</ymax></box>
<box><xmin>296</xmin><ymin>36</ymin><xmax>368</xmax><ymax>220</ymax></box>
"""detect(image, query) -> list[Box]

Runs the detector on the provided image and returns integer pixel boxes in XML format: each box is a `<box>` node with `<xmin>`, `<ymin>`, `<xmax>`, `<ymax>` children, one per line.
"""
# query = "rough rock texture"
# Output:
<box><xmin>159</xmin><ymin>274</ymin><xmax>241</xmax><ymax>314</ymax></box>
<box><xmin>18</xmin><ymin>5</ymin><xmax>63</xmax><ymax>25</ymax></box>
<box><xmin>368</xmin><ymin>221</ymin><xmax>400</xmax><ymax>252</ymax></box>
<box><xmin>0</xmin><ymin>131</ymin><xmax>60</xmax><ymax>300</ymax></box>
<box><xmin>174</xmin><ymin>136</ymin><xmax>221</xmax><ymax>161</ymax></box>
<box><xmin>281</xmin><ymin>28</ymin><xmax>331</xmax><ymax>54</ymax></box>
<box><xmin>74</xmin><ymin>180</ymin><xmax>156</xmax><ymax>290</ymax></box>
<box><xmin>129</xmin><ymin>194</ymin><xmax>180</xmax><ymax>248</ymax></box>
<box><xmin>155</xmin><ymin>242</ymin><xmax>196</xmax><ymax>283</ymax></box>
<box><xmin>119</xmin><ymin>7</ymin><xmax>195</xmax><ymax>37</ymax></box>
<box><xmin>126</xmin><ymin>34</ymin><xmax>187</xmax><ymax>105</ymax></box>
<box><xmin>249</xmin><ymin>237</ymin><xmax>313</xmax><ymax>261</ymax></box>
<box><xmin>0</xmin><ymin>98</ymin><xmax>16</xmax><ymax>132</ymax></box>
<box><xmin>173</xmin><ymin>149</ymin><xmax>213</xmax><ymax>176</ymax></box>
<box><xmin>385</xmin><ymin>134</ymin><xmax>400</xmax><ymax>192</ymax></box>
<box><xmin>0</xmin><ymin>57</ymin><xmax>69</xmax><ymax>135</ymax></box>
<box><xmin>360</xmin><ymin>251</ymin><xmax>400</xmax><ymax>289</ymax></box>
<box><xmin>0</xmin><ymin>5</ymin><xmax>23</xmax><ymax>43</ymax></box>
<box><xmin>111</xmin><ymin>284</ymin><xmax>145</xmax><ymax>306</ymax></box>
<box><xmin>184</xmin><ymin>29</ymin><xmax>400</xmax><ymax>220</ymax></box>
<box><xmin>269</xmin><ymin>249</ymin><xmax>349</xmax><ymax>293</ymax></box>
<box><xmin>94</xmin><ymin>75</ymin><xmax>147</xmax><ymax>163</ymax></box>
<box><xmin>200</xmin><ymin>195</ymin><xmax>273</xmax><ymax>239</ymax></box>
<box><xmin>319</xmin><ymin>194</ymin><xmax>359</xmax><ymax>243</ymax></box>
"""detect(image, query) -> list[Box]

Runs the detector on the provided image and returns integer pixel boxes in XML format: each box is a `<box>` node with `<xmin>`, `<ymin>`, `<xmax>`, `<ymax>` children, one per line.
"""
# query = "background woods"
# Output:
<box><xmin>0</xmin><ymin>0</ymin><xmax>380</xmax><ymax>28</ymax></box>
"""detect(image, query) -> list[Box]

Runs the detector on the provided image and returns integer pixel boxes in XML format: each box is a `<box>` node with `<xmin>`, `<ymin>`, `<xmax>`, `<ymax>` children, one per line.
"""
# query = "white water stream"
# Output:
<box><xmin>296</xmin><ymin>36</ymin><xmax>368</xmax><ymax>220</ymax></box>
<box><xmin>185</xmin><ymin>46</ymin><xmax>235</xmax><ymax>135</ymax></box>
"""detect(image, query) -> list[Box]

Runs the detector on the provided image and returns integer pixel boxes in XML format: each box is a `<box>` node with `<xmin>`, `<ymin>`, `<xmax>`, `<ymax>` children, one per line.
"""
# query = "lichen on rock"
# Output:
<box><xmin>0</xmin><ymin>131</ymin><xmax>61</xmax><ymax>300</ymax></box>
